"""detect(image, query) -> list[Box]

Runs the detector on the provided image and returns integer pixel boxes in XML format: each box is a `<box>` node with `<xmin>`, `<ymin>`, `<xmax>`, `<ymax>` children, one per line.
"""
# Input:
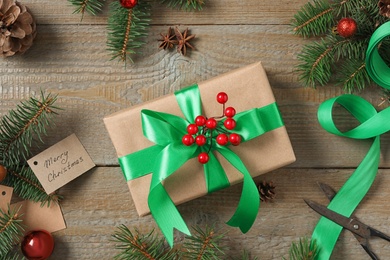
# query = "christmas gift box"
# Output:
<box><xmin>104</xmin><ymin>62</ymin><xmax>295</xmax><ymax>245</ymax></box>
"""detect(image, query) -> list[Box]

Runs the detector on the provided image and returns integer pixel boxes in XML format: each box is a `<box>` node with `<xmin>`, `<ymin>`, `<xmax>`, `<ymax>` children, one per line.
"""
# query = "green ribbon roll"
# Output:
<box><xmin>313</xmin><ymin>21</ymin><xmax>390</xmax><ymax>259</ymax></box>
<box><xmin>365</xmin><ymin>21</ymin><xmax>390</xmax><ymax>89</ymax></box>
<box><xmin>119</xmin><ymin>84</ymin><xmax>285</xmax><ymax>247</ymax></box>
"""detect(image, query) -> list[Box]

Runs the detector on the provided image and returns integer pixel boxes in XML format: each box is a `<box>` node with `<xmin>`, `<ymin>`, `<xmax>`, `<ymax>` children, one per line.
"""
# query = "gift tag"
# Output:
<box><xmin>27</xmin><ymin>134</ymin><xmax>95</xmax><ymax>194</ymax></box>
<box><xmin>0</xmin><ymin>185</ymin><xmax>13</xmax><ymax>212</ymax></box>
<box><xmin>11</xmin><ymin>200</ymin><xmax>66</xmax><ymax>233</ymax></box>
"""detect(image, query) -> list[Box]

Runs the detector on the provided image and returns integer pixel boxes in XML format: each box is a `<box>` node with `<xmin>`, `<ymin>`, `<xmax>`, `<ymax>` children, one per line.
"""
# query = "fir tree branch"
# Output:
<box><xmin>339</xmin><ymin>60</ymin><xmax>371</xmax><ymax>93</ymax></box>
<box><xmin>183</xmin><ymin>225</ymin><xmax>225</xmax><ymax>259</ymax></box>
<box><xmin>68</xmin><ymin>0</ymin><xmax>105</xmax><ymax>19</ymax></box>
<box><xmin>296</xmin><ymin>38</ymin><xmax>335</xmax><ymax>88</ymax></box>
<box><xmin>107</xmin><ymin>1</ymin><xmax>151</xmax><ymax>63</ymax></box>
<box><xmin>284</xmin><ymin>237</ymin><xmax>318</xmax><ymax>260</ymax></box>
<box><xmin>161</xmin><ymin>0</ymin><xmax>205</xmax><ymax>11</ymax></box>
<box><xmin>2</xmin><ymin>166</ymin><xmax>62</xmax><ymax>206</ymax></box>
<box><xmin>292</xmin><ymin>0</ymin><xmax>334</xmax><ymax>37</ymax></box>
<box><xmin>0</xmin><ymin>206</ymin><xmax>24</xmax><ymax>258</ymax></box>
<box><xmin>0</xmin><ymin>92</ymin><xmax>59</xmax><ymax>165</ymax></box>
<box><xmin>112</xmin><ymin>225</ymin><xmax>179</xmax><ymax>260</ymax></box>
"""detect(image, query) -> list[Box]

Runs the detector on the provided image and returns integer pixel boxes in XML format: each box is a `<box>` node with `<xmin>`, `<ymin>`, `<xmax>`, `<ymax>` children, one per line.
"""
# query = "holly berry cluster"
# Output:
<box><xmin>181</xmin><ymin>92</ymin><xmax>242</xmax><ymax>164</ymax></box>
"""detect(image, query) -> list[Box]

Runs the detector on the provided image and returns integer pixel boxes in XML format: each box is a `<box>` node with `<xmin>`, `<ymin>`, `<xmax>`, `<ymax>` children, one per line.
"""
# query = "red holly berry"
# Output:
<box><xmin>195</xmin><ymin>135</ymin><xmax>207</xmax><ymax>146</ymax></box>
<box><xmin>229</xmin><ymin>133</ymin><xmax>241</xmax><ymax>146</ymax></box>
<box><xmin>187</xmin><ymin>124</ymin><xmax>198</xmax><ymax>135</ymax></box>
<box><xmin>195</xmin><ymin>115</ymin><xmax>206</xmax><ymax>126</ymax></box>
<box><xmin>198</xmin><ymin>152</ymin><xmax>209</xmax><ymax>164</ymax></box>
<box><xmin>216</xmin><ymin>92</ymin><xmax>228</xmax><ymax>104</ymax></box>
<box><xmin>120</xmin><ymin>0</ymin><xmax>138</xmax><ymax>8</ymax></box>
<box><xmin>205</xmin><ymin>118</ymin><xmax>217</xmax><ymax>129</ymax></box>
<box><xmin>182</xmin><ymin>134</ymin><xmax>194</xmax><ymax>146</ymax></box>
<box><xmin>216</xmin><ymin>134</ymin><xmax>229</xmax><ymax>146</ymax></box>
<box><xmin>224</xmin><ymin>118</ymin><xmax>236</xmax><ymax>130</ymax></box>
<box><xmin>337</xmin><ymin>18</ymin><xmax>357</xmax><ymax>38</ymax></box>
<box><xmin>225</xmin><ymin>106</ymin><xmax>236</xmax><ymax>118</ymax></box>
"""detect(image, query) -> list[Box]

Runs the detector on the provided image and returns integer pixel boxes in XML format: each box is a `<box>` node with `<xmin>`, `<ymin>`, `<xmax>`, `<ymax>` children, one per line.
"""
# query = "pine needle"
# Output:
<box><xmin>183</xmin><ymin>225</ymin><xmax>225</xmax><ymax>259</ymax></box>
<box><xmin>2</xmin><ymin>165</ymin><xmax>62</xmax><ymax>206</ymax></box>
<box><xmin>0</xmin><ymin>92</ymin><xmax>59</xmax><ymax>165</ymax></box>
<box><xmin>112</xmin><ymin>225</ymin><xmax>179</xmax><ymax>260</ymax></box>
<box><xmin>160</xmin><ymin>0</ymin><xmax>205</xmax><ymax>11</ymax></box>
<box><xmin>291</xmin><ymin>0</ymin><xmax>334</xmax><ymax>37</ymax></box>
<box><xmin>68</xmin><ymin>0</ymin><xmax>105</xmax><ymax>19</ymax></box>
<box><xmin>286</xmin><ymin>237</ymin><xmax>318</xmax><ymax>260</ymax></box>
<box><xmin>0</xmin><ymin>206</ymin><xmax>24</xmax><ymax>258</ymax></box>
<box><xmin>107</xmin><ymin>1</ymin><xmax>151</xmax><ymax>64</ymax></box>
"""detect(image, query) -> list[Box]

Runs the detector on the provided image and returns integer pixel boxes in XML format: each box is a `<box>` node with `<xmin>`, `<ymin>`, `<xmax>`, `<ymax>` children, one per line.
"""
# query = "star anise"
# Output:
<box><xmin>174</xmin><ymin>27</ymin><xmax>195</xmax><ymax>56</ymax></box>
<box><xmin>378</xmin><ymin>0</ymin><xmax>390</xmax><ymax>18</ymax></box>
<box><xmin>158</xmin><ymin>27</ymin><xmax>177</xmax><ymax>50</ymax></box>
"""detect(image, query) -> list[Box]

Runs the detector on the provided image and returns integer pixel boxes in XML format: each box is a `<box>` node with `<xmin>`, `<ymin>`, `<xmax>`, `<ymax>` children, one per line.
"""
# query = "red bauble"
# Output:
<box><xmin>187</xmin><ymin>124</ymin><xmax>198</xmax><ymax>135</ymax></box>
<box><xmin>0</xmin><ymin>164</ymin><xmax>7</xmax><ymax>182</ymax></box>
<box><xmin>120</xmin><ymin>0</ymin><xmax>138</xmax><ymax>8</ymax></box>
<box><xmin>21</xmin><ymin>230</ymin><xmax>54</xmax><ymax>260</ymax></box>
<box><xmin>205</xmin><ymin>118</ymin><xmax>217</xmax><ymax>129</ymax></box>
<box><xmin>182</xmin><ymin>134</ymin><xmax>194</xmax><ymax>146</ymax></box>
<box><xmin>229</xmin><ymin>133</ymin><xmax>241</xmax><ymax>146</ymax></box>
<box><xmin>224</xmin><ymin>118</ymin><xmax>236</xmax><ymax>130</ymax></box>
<box><xmin>195</xmin><ymin>135</ymin><xmax>207</xmax><ymax>146</ymax></box>
<box><xmin>337</xmin><ymin>18</ymin><xmax>357</xmax><ymax>38</ymax></box>
<box><xmin>195</xmin><ymin>115</ymin><xmax>206</xmax><ymax>126</ymax></box>
<box><xmin>224</xmin><ymin>106</ymin><xmax>236</xmax><ymax>118</ymax></box>
<box><xmin>216</xmin><ymin>134</ymin><xmax>228</xmax><ymax>146</ymax></box>
<box><xmin>216</xmin><ymin>92</ymin><xmax>228</xmax><ymax>104</ymax></box>
<box><xmin>198</xmin><ymin>152</ymin><xmax>209</xmax><ymax>164</ymax></box>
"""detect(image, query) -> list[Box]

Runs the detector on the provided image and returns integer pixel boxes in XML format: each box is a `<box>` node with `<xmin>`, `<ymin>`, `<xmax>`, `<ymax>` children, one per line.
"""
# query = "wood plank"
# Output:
<box><xmin>25</xmin><ymin>0</ymin><xmax>308</xmax><ymax>25</ymax></box>
<box><xmin>51</xmin><ymin>167</ymin><xmax>390</xmax><ymax>259</ymax></box>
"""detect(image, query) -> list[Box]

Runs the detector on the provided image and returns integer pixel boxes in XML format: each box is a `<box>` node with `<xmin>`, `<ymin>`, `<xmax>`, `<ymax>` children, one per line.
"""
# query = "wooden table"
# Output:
<box><xmin>2</xmin><ymin>1</ymin><xmax>390</xmax><ymax>259</ymax></box>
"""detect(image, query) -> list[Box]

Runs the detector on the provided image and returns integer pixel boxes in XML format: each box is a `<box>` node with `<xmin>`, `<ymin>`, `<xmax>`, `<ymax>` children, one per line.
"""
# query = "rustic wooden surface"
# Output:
<box><xmin>2</xmin><ymin>0</ymin><xmax>390</xmax><ymax>259</ymax></box>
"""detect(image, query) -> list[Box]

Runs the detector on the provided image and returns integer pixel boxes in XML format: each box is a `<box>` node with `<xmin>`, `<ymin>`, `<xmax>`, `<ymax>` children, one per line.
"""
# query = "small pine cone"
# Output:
<box><xmin>0</xmin><ymin>0</ymin><xmax>37</xmax><ymax>57</ymax></box>
<box><xmin>257</xmin><ymin>180</ymin><xmax>276</xmax><ymax>202</ymax></box>
<box><xmin>378</xmin><ymin>0</ymin><xmax>390</xmax><ymax>18</ymax></box>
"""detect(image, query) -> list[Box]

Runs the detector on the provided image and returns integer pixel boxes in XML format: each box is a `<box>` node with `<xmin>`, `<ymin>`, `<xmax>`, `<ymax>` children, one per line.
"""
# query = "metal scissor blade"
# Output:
<box><xmin>303</xmin><ymin>199</ymin><xmax>371</xmax><ymax>238</ymax></box>
<box><xmin>317</xmin><ymin>182</ymin><xmax>337</xmax><ymax>201</ymax></box>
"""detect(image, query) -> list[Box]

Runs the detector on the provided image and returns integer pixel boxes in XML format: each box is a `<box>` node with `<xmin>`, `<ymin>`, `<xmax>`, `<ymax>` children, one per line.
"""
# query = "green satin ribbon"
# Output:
<box><xmin>365</xmin><ymin>21</ymin><xmax>390</xmax><ymax>89</ymax></box>
<box><xmin>312</xmin><ymin>21</ymin><xmax>390</xmax><ymax>259</ymax></box>
<box><xmin>119</xmin><ymin>84</ymin><xmax>285</xmax><ymax>247</ymax></box>
<box><xmin>313</xmin><ymin>94</ymin><xmax>382</xmax><ymax>259</ymax></box>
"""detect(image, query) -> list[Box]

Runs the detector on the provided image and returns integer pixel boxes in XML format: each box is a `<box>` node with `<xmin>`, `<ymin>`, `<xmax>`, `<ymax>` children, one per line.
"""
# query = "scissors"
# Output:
<box><xmin>304</xmin><ymin>182</ymin><xmax>390</xmax><ymax>260</ymax></box>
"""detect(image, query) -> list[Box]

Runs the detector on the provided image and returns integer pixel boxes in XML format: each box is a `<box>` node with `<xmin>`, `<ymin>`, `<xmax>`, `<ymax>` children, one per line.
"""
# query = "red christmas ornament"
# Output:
<box><xmin>120</xmin><ymin>0</ymin><xmax>138</xmax><ymax>9</ymax></box>
<box><xmin>224</xmin><ymin>106</ymin><xmax>236</xmax><ymax>118</ymax></box>
<box><xmin>216</xmin><ymin>92</ymin><xmax>228</xmax><ymax>104</ymax></box>
<box><xmin>187</xmin><ymin>124</ymin><xmax>198</xmax><ymax>135</ymax></box>
<box><xmin>205</xmin><ymin>118</ymin><xmax>217</xmax><ymax>129</ymax></box>
<box><xmin>337</xmin><ymin>18</ymin><xmax>357</xmax><ymax>38</ymax></box>
<box><xmin>182</xmin><ymin>134</ymin><xmax>194</xmax><ymax>146</ymax></box>
<box><xmin>224</xmin><ymin>118</ymin><xmax>236</xmax><ymax>130</ymax></box>
<box><xmin>216</xmin><ymin>134</ymin><xmax>228</xmax><ymax>146</ymax></box>
<box><xmin>0</xmin><ymin>164</ymin><xmax>7</xmax><ymax>182</ymax></box>
<box><xmin>195</xmin><ymin>135</ymin><xmax>207</xmax><ymax>146</ymax></box>
<box><xmin>195</xmin><ymin>115</ymin><xmax>206</xmax><ymax>126</ymax></box>
<box><xmin>198</xmin><ymin>152</ymin><xmax>209</xmax><ymax>164</ymax></box>
<box><xmin>229</xmin><ymin>133</ymin><xmax>241</xmax><ymax>146</ymax></box>
<box><xmin>21</xmin><ymin>230</ymin><xmax>54</xmax><ymax>260</ymax></box>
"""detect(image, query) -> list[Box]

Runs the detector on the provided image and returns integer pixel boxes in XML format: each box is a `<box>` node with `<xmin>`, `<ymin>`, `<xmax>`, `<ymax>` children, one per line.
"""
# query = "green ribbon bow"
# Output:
<box><xmin>312</xmin><ymin>21</ymin><xmax>390</xmax><ymax>259</ymax></box>
<box><xmin>119</xmin><ymin>84</ymin><xmax>284</xmax><ymax>247</ymax></box>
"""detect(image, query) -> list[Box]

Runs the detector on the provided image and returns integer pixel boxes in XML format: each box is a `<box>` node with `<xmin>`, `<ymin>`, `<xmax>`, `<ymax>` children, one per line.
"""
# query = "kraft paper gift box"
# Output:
<box><xmin>104</xmin><ymin>62</ymin><xmax>296</xmax><ymax>217</ymax></box>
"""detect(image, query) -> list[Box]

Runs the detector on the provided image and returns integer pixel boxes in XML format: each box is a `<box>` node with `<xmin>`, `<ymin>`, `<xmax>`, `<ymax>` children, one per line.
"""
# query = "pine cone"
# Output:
<box><xmin>378</xmin><ymin>0</ymin><xmax>390</xmax><ymax>18</ymax></box>
<box><xmin>257</xmin><ymin>180</ymin><xmax>276</xmax><ymax>202</ymax></box>
<box><xmin>0</xmin><ymin>0</ymin><xmax>36</xmax><ymax>57</ymax></box>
